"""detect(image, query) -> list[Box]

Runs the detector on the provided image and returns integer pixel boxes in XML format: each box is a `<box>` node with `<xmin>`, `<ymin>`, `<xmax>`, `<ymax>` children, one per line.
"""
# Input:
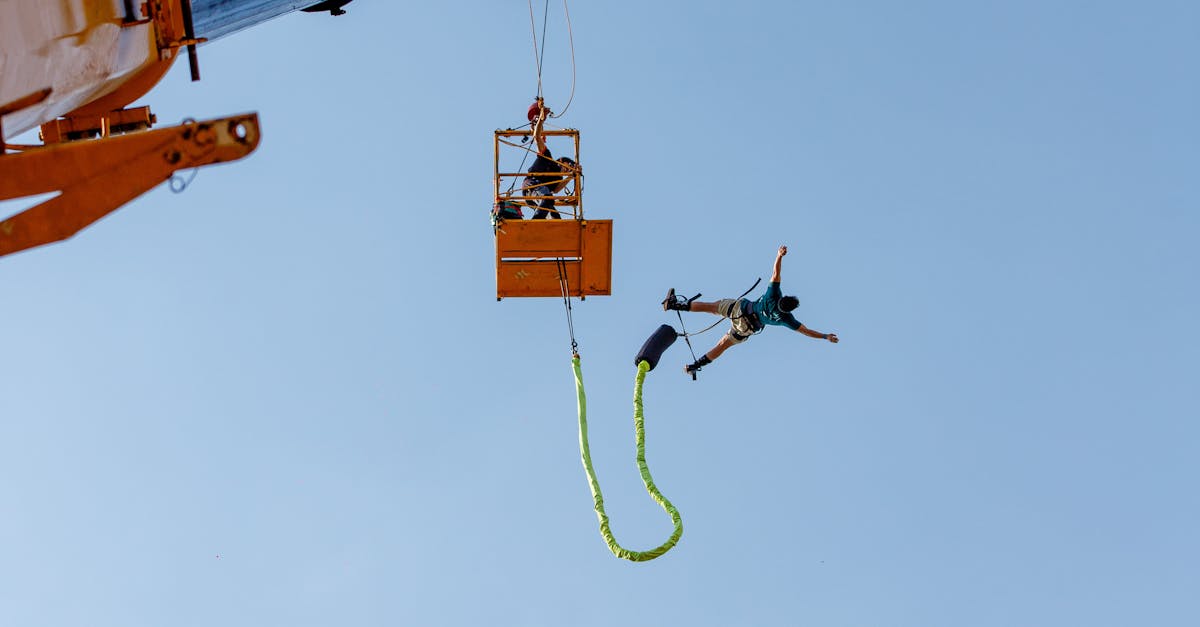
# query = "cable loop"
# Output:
<box><xmin>169</xmin><ymin>167</ymin><xmax>199</xmax><ymax>193</ymax></box>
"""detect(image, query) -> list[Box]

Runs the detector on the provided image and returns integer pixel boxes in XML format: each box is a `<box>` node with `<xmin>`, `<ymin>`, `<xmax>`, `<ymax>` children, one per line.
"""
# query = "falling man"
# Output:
<box><xmin>663</xmin><ymin>245</ymin><xmax>839</xmax><ymax>376</ymax></box>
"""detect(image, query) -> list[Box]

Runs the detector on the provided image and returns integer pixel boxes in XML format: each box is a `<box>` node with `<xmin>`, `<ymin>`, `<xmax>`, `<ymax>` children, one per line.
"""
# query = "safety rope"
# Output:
<box><xmin>573</xmin><ymin>356</ymin><xmax>683</xmax><ymax>561</ymax></box>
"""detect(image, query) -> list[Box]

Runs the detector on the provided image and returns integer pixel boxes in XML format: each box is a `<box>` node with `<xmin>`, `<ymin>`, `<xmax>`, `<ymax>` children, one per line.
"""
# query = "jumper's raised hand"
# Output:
<box><xmin>772</xmin><ymin>245</ymin><xmax>786</xmax><ymax>282</ymax></box>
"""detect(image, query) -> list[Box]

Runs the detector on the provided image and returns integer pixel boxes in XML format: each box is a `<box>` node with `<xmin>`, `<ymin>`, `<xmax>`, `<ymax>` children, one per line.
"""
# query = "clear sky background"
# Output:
<box><xmin>2</xmin><ymin>1</ymin><xmax>1197</xmax><ymax>625</ymax></box>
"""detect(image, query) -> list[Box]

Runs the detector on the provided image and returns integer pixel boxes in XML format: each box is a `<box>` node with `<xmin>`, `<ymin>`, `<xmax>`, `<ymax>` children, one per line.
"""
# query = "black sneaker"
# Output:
<box><xmin>662</xmin><ymin>288</ymin><xmax>678</xmax><ymax>311</ymax></box>
<box><xmin>663</xmin><ymin>288</ymin><xmax>694</xmax><ymax>311</ymax></box>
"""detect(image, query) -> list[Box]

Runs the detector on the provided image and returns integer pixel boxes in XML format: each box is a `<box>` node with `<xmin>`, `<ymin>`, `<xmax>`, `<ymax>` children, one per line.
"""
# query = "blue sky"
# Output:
<box><xmin>2</xmin><ymin>2</ymin><xmax>1197</xmax><ymax>625</ymax></box>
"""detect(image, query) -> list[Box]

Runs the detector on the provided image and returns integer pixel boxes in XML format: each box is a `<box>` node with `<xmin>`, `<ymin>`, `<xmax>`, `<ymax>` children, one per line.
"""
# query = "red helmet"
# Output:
<box><xmin>527</xmin><ymin>100</ymin><xmax>547</xmax><ymax>122</ymax></box>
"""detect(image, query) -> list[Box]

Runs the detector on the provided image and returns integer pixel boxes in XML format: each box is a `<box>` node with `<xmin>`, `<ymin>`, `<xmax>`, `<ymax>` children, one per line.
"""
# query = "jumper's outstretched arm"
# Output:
<box><xmin>771</xmin><ymin>245</ymin><xmax>786</xmax><ymax>282</ymax></box>
<box><xmin>798</xmin><ymin>324</ymin><xmax>839</xmax><ymax>343</ymax></box>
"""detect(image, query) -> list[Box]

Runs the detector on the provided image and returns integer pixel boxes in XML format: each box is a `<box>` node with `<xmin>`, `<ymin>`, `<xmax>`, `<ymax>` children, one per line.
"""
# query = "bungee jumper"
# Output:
<box><xmin>663</xmin><ymin>245</ymin><xmax>839</xmax><ymax>376</ymax></box>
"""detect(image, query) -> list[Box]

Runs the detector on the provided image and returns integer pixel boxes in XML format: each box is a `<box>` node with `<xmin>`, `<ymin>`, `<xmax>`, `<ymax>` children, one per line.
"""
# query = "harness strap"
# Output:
<box><xmin>678</xmin><ymin>277</ymin><xmax>764</xmax><ymax>339</ymax></box>
<box><xmin>740</xmin><ymin>277</ymin><xmax>763</xmax><ymax>299</ymax></box>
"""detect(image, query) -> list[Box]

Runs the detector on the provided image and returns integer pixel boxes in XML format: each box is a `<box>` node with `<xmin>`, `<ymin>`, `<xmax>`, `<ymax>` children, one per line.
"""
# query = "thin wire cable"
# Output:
<box><xmin>674</xmin><ymin>310</ymin><xmax>700</xmax><ymax>364</ymax></box>
<box><xmin>526</xmin><ymin>0</ymin><xmax>544</xmax><ymax>98</ymax></box>
<box><xmin>557</xmin><ymin>258</ymin><xmax>579</xmax><ymax>355</ymax></box>
<box><xmin>679</xmin><ymin>318</ymin><xmax>724</xmax><ymax>338</ymax></box>
<box><xmin>551</xmin><ymin>0</ymin><xmax>577</xmax><ymax>118</ymax></box>
<box><xmin>539</xmin><ymin>0</ymin><xmax>550</xmax><ymax>78</ymax></box>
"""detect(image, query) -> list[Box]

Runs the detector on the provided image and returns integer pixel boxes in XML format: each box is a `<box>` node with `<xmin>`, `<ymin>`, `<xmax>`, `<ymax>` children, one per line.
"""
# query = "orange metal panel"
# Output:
<box><xmin>496</xmin><ymin>220</ymin><xmax>585</xmax><ymax>258</ymax></box>
<box><xmin>494</xmin><ymin>219</ymin><xmax>612</xmax><ymax>298</ymax></box>
<box><xmin>497</xmin><ymin>259</ymin><xmax>581</xmax><ymax>298</ymax></box>
<box><xmin>579</xmin><ymin>220</ymin><xmax>612</xmax><ymax>296</ymax></box>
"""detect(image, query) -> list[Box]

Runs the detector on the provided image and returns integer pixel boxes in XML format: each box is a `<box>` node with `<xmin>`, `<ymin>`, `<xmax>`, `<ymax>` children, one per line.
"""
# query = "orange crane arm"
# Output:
<box><xmin>0</xmin><ymin>114</ymin><xmax>260</xmax><ymax>259</ymax></box>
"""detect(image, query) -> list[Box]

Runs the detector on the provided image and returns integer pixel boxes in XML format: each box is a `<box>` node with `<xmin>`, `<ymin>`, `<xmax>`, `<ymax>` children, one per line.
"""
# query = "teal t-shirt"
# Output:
<box><xmin>751</xmin><ymin>281</ymin><xmax>802</xmax><ymax>331</ymax></box>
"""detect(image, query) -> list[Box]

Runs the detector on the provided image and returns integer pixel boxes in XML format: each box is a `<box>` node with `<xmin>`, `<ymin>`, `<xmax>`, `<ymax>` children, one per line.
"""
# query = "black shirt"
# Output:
<box><xmin>527</xmin><ymin>149</ymin><xmax>563</xmax><ymax>188</ymax></box>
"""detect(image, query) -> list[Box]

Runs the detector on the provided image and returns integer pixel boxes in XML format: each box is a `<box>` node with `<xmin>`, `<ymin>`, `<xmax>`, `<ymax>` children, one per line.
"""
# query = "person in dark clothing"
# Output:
<box><xmin>524</xmin><ymin>102</ymin><xmax>578</xmax><ymax>219</ymax></box>
<box><xmin>663</xmin><ymin>245</ymin><xmax>839</xmax><ymax>375</ymax></box>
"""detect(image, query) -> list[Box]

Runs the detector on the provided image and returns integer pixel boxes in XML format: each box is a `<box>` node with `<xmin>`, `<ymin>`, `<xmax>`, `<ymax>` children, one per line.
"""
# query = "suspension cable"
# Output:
<box><xmin>526</xmin><ymin>0</ymin><xmax>577</xmax><ymax>118</ymax></box>
<box><xmin>556</xmin><ymin>257</ymin><xmax>579</xmax><ymax>356</ymax></box>
<box><xmin>551</xmin><ymin>0</ymin><xmax>577</xmax><ymax>118</ymax></box>
<box><xmin>526</xmin><ymin>0</ymin><xmax>546</xmax><ymax>98</ymax></box>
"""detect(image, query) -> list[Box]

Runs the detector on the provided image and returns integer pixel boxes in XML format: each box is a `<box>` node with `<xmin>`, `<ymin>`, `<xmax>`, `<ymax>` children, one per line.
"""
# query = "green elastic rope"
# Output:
<box><xmin>573</xmin><ymin>355</ymin><xmax>683</xmax><ymax>561</ymax></box>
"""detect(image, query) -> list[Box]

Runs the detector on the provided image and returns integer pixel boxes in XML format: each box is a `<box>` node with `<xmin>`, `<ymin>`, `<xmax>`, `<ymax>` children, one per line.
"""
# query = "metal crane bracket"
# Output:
<box><xmin>0</xmin><ymin>113</ymin><xmax>260</xmax><ymax>259</ymax></box>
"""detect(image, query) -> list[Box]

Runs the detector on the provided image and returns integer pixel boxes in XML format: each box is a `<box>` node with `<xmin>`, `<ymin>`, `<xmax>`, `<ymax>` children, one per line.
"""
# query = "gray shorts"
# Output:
<box><xmin>717</xmin><ymin>298</ymin><xmax>755</xmax><ymax>344</ymax></box>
